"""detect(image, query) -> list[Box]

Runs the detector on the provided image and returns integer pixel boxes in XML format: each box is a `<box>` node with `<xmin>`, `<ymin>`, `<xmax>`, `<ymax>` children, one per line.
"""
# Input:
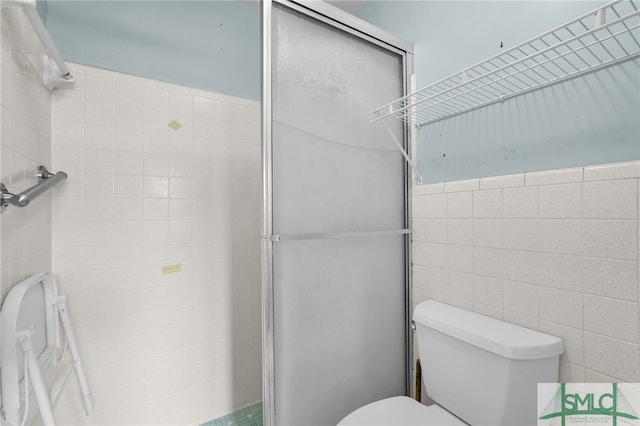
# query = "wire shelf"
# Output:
<box><xmin>371</xmin><ymin>0</ymin><xmax>640</xmax><ymax>127</ymax></box>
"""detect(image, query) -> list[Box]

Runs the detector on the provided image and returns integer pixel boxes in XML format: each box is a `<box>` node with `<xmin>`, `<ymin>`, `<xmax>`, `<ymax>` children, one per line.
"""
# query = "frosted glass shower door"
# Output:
<box><xmin>262</xmin><ymin>2</ymin><xmax>413</xmax><ymax>425</ymax></box>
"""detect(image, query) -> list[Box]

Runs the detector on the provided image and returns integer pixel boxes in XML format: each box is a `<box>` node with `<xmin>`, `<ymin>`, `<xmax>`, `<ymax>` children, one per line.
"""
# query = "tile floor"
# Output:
<box><xmin>202</xmin><ymin>403</ymin><xmax>263</xmax><ymax>426</ymax></box>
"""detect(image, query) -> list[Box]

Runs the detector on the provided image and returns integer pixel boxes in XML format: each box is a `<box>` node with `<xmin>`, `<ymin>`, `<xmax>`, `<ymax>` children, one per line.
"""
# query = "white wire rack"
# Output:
<box><xmin>371</xmin><ymin>0</ymin><xmax>640</xmax><ymax>127</ymax></box>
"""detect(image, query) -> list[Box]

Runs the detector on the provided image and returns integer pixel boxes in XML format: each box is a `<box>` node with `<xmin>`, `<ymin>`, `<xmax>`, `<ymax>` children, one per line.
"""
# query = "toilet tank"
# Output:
<box><xmin>414</xmin><ymin>301</ymin><xmax>563</xmax><ymax>426</ymax></box>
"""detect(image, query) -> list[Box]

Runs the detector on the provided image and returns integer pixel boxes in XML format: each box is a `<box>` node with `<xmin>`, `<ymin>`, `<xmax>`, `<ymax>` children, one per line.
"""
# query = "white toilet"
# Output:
<box><xmin>339</xmin><ymin>300</ymin><xmax>564</xmax><ymax>426</ymax></box>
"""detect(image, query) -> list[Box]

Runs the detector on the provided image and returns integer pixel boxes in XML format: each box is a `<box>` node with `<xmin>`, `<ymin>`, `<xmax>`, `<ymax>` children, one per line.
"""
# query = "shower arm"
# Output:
<box><xmin>0</xmin><ymin>0</ymin><xmax>75</xmax><ymax>90</ymax></box>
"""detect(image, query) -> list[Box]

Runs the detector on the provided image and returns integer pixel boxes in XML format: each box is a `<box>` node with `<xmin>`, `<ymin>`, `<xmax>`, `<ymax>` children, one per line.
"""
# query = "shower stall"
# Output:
<box><xmin>261</xmin><ymin>2</ymin><xmax>414</xmax><ymax>425</ymax></box>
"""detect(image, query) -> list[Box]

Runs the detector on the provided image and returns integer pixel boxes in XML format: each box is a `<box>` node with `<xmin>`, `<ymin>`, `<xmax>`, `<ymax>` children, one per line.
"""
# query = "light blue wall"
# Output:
<box><xmin>41</xmin><ymin>0</ymin><xmax>640</xmax><ymax>181</ymax></box>
<box><xmin>43</xmin><ymin>1</ymin><xmax>260</xmax><ymax>99</ymax></box>
<box><xmin>358</xmin><ymin>1</ymin><xmax>640</xmax><ymax>183</ymax></box>
<box><xmin>35</xmin><ymin>1</ymin><xmax>47</xmax><ymax>22</ymax></box>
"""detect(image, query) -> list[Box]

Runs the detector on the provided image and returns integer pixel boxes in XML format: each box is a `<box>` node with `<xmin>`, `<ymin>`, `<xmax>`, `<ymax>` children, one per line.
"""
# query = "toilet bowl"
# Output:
<box><xmin>338</xmin><ymin>301</ymin><xmax>564</xmax><ymax>426</ymax></box>
<box><xmin>339</xmin><ymin>396</ymin><xmax>465</xmax><ymax>425</ymax></box>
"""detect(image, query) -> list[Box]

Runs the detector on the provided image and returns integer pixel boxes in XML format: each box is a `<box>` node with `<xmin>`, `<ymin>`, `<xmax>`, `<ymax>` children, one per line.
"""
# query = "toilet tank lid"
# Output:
<box><xmin>413</xmin><ymin>301</ymin><xmax>564</xmax><ymax>360</ymax></box>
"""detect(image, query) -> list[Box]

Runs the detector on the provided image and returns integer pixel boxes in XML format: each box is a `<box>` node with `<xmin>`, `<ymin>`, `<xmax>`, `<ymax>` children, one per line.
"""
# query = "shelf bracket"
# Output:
<box><xmin>380</xmin><ymin>120</ymin><xmax>424</xmax><ymax>185</ymax></box>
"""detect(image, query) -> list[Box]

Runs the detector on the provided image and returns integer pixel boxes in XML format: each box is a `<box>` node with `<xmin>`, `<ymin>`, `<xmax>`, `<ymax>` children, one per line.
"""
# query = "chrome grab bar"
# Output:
<box><xmin>1</xmin><ymin>166</ymin><xmax>68</xmax><ymax>212</ymax></box>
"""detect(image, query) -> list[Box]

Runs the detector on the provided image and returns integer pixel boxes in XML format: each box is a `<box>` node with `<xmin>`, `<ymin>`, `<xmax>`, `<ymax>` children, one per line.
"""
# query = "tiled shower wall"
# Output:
<box><xmin>413</xmin><ymin>161</ymin><xmax>640</xmax><ymax>383</ymax></box>
<box><xmin>0</xmin><ymin>7</ymin><xmax>53</xmax><ymax>299</ymax></box>
<box><xmin>50</xmin><ymin>63</ymin><xmax>261</xmax><ymax>425</ymax></box>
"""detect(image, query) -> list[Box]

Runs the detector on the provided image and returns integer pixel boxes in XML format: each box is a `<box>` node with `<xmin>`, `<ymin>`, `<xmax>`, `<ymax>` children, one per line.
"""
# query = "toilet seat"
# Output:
<box><xmin>337</xmin><ymin>396</ymin><xmax>466</xmax><ymax>426</ymax></box>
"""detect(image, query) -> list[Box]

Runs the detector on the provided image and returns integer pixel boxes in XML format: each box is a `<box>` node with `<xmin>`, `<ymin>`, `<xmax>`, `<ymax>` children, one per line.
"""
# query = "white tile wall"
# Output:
<box><xmin>50</xmin><ymin>63</ymin><xmax>261</xmax><ymax>425</ymax></box>
<box><xmin>503</xmin><ymin>186</ymin><xmax>538</xmax><ymax>218</ymax></box>
<box><xmin>0</xmin><ymin>6</ymin><xmax>53</xmax><ymax>299</ymax></box>
<box><xmin>414</xmin><ymin>161</ymin><xmax>640</xmax><ymax>383</ymax></box>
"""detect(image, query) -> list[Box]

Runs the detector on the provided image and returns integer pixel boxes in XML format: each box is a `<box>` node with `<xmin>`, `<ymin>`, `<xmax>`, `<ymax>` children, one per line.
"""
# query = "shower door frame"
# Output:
<box><xmin>261</xmin><ymin>2</ymin><xmax>415</xmax><ymax>425</ymax></box>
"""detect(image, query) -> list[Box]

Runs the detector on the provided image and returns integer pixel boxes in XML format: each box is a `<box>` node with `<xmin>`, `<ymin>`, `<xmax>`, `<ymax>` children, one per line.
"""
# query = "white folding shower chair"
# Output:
<box><xmin>1</xmin><ymin>272</ymin><xmax>93</xmax><ymax>426</ymax></box>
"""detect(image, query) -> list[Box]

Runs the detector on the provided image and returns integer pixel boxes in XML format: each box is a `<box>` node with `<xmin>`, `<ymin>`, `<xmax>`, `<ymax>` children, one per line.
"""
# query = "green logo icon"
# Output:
<box><xmin>539</xmin><ymin>383</ymin><xmax>639</xmax><ymax>426</ymax></box>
